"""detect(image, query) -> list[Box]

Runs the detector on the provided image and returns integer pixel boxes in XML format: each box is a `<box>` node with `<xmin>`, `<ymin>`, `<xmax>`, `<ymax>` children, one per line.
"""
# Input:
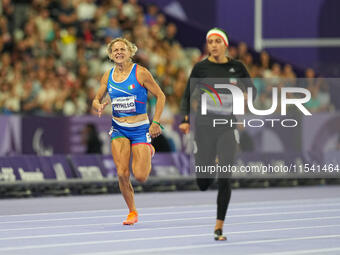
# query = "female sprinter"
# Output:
<box><xmin>179</xmin><ymin>28</ymin><xmax>256</xmax><ymax>240</ymax></box>
<box><xmin>93</xmin><ymin>38</ymin><xmax>165</xmax><ymax>225</ymax></box>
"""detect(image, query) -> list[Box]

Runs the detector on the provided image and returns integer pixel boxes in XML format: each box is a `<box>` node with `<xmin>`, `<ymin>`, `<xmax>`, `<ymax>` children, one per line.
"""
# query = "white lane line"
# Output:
<box><xmin>71</xmin><ymin>234</ymin><xmax>340</xmax><ymax>255</ymax></box>
<box><xmin>2</xmin><ymin>197</ymin><xmax>340</xmax><ymax>218</ymax></box>
<box><xmin>251</xmin><ymin>247</ymin><xmax>340</xmax><ymax>255</ymax></box>
<box><xmin>1</xmin><ymin>221</ymin><xmax>340</xmax><ymax>242</ymax></box>
<box><xmin>1</xmin><ymin>201</ymin><xmax>340</xmax><ymax>223</ymax></box>
<box><xmin>0</xmin><ymin>204</ymin><xmax>214</xmax><ymax>218</ymax></box>
<box><xmin>233</xmin><ymin>202</ymin><xmax>340</xmax><ymax>212</ymax></box>
<box><xmin>1</xmin><ymin>224</ymin><xmax>340</xmax><ymax>251</ymax></box>
<box><xmin>0</xmin><ymin>214</ymin><xmax>339</xmax><ymax>235</ymax></box>
<box><xmin>0</xmin><ymin>214</ymin><xmax>326</xmax><ymax>233</ymax></box>
<box><xmin>2</xmin><ymin>211</ymin><xmax>340</xmax><ymax>233</ymax></box>
<box><xmin>1</xmin><ymin>208</ymin><xmax>340</xmax><ymax>225</ymax></box>
<box><xmin>234</xmin><ymin>197</ymin><xmax>340</xmax><ymax>208</ymax></box>
<box><xmin>0</xmin><ymin>224</ymin><xmax>212</xmax><ymax>241</ymax></box>
<box><xmin>0</xmin><ymin>210</ymin><xmax>215</xmax><ymax>224</ymax></box>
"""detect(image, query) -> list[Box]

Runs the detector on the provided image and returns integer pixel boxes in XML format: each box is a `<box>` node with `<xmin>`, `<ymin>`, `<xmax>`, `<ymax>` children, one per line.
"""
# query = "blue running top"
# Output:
<box><xmin>107</xmin><ymin>64</ymin><xmax>147</xmax><ymax>117</ymax></box>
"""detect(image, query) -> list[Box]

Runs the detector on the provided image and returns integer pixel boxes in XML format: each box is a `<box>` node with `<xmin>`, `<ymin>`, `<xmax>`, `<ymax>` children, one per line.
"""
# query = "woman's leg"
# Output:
<box><xmin>131</xmin><ymin>143</ymin><xmax>154</xmax><ymax>183</ymax></box>
<box><xmin>214</xmin><ymin>129</ymin><xmax>237</xmax><ymax>235</ymax></box>
<box><xmin>111</xmin><ymin>137</ymin><xmax>135</xmax><ymax>212</ymax></box>
<box><xmin>215</xmin><ymin>178</ymin><xmax>232</xmax><ymax>230</ymax></box>
<box><xmin>194</xmin><ymin>125</ymin><xmax>218</xmax><ymax>190</ymax></box>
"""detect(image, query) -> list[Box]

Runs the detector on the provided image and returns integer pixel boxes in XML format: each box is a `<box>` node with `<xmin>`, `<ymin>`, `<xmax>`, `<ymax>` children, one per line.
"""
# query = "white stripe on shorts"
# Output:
<box><xmin>112</xmin><ymin>118</ymin><xmax>149</xmax><ymax>128</ymax></box>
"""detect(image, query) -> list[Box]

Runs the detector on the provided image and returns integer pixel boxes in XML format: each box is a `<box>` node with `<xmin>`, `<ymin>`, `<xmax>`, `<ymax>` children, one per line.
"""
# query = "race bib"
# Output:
<box><xmin>112</xmin><ymin>96</ymin><xmax>136</xmax><ymax>113</ymax></box>
<box><xmin>205</xmin><ymin>93</ymin><xmax>233</xmax><ymax>115</ymax></box>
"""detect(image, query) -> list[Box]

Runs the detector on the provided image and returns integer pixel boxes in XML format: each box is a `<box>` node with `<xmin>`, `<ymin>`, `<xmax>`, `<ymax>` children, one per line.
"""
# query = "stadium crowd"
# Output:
<box><xmin>0</xmin><ymin>0</ymin><xmax>333</xmax><ymax>118</ymax></box>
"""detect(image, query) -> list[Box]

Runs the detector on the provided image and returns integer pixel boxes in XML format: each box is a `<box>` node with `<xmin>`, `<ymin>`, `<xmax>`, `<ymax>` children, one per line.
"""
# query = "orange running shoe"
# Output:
<box><xmin>123</xmin><ymin>211</ymin><xmax>138</xmax><ymax>225</ymax></box>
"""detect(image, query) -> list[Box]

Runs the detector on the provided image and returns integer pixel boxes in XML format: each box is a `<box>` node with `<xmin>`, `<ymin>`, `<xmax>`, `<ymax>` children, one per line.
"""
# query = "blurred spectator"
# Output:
<box><xmin>259</xmin><ymin>50</ymin><xmax>271</xmax><ymax>75</ymax></box>
<box><xmin>57</xmin><ymin>0</ymin><xmax>78</xmax><ymax>28</ymax></box>
<box><xmin>75</xmin><ymin>0</ymin><xmax>97</xmax><ymax>22</ymax></box>
<box><xmin>145</xmin><ymin>4</ymin><xmax>158</xmax><ymax>26</ymax></box>
<box><xmin>155</xmin><ymin>13</ymin><xmax>166</xmax><ymax>38</ymax></box>
<box><xmin>243</xmin><ymin>53</ymin><xmax>253</xmax><ymax>71</ymax></box>
<box><xmin>305</xmin><ymin>67</ymin><xmax>316</xmax><ymax>79</ymax></box>
<box><xmin>34</xmin><ymin>9</ymin><xmax>54</xmax><ymax>42</ymax></box>
<box><xmin>21</xmin><ymin>79</ymin><xmax>40</xmax><ymax>114</ymax></box>
<box><xmin>304</xmin><ymin>84</ymin><xmax>321</xmax><ymax>113</ymax></box>
<box><xmin>164</xmin><ymin>23</ymin><xmax>177</xmax><ymax>46</ymax></box>
<box><xmin>78</xmin><ymin>21</ymin><xmax>96</xmax><ymax>48</ymax></box>
<box><xmin>1</xmin><ymin>81</ymin><xmax>20</xmax><ymax>113</ymax></box>
<box><xmin>150</xmin><ymin>24</ymin><xmax>162</xmax><ymax>41</ymax></box>
<box><xmin>63</xmin><ymin>85</ymin><xmax>86</xmax><ymax>116</ymax></box>
<box><xmin>1</xmin><ymin>0</ymin><xmax>15</xmax><ymax>33</ymax></box>
<box><xmin>117</xmin><ymin>7</ymin><xmax>134</xmax><ymax>31</ymax></box>
<box><xmin>263</xmin><ymin>63</ymin><xmax>281</xmax><ymax>84</ymax></box>
<box><xmin>37</xmin><ymin>77</ymin><xmax>58</xmax><ymax>114</ymax></box>
<box><xmin>302</xmin><ymin>67</ymin><xmax>319</xmax><ymax>88</ymax></box>
<box><xmin>253</xmin><ymin>88</ymin><xmax>273</xmax><ymax>111</ymax></box>
<box><xmin>161</xmin><ymin>73</ymin><xmax>174</xmax><ymax>97</ymax></box>
<box><xmin>0</xmin><ymin>16</ymin><xmax>13</xmax><ymax>53</ymax></box>
<box><xmin>250</xmin><ymin>65</ymin><xmax>265</xmax><ymax>97</ymax></box>
<box><xmin>227</xmin><ymin>46</ymin><xmax>237</xmax><ymax>59</ymax></box>
<box><xmin>122</xmin><ymin>0</ymin><xmax>139</xmax><ymax>21</ymax></box>
<box><xmin>160</xmin><ymin>96</ymin><xmax>181</xmax><ymax>151</ymax></box>
<box><xmin>317</xmin><ymin>79</ymin><xmax>333</xmax><ymax>112</ymax></box>
<box><xmin>237</xmin><ymin>41</ymin><xmax>248</xmax><ymax>61</ymax></box>
<box><xmin>105</xmin><ymin>17</ymin><xmax>122</xmax><ymax>39</ymax></box>
<box><xmin>0</xmin><ymin>53</ymin><xmax>12</xmax><ymax>79</ymax></box>
<box><xmin>282</xmin><ymin>64</ymin><xmax>296</xmax><ymax>86</ymax></box>
<box><xmin>173</xmin><ymin>68</ymin><xmax>187</xmax><ymax>102</ymax></box>
<box><xmin>59</xmin><ymin>27</ymin><xmax>77</xmax><ymax>61</ymax></box>
<box><xmin>77</xmin><ymin>63</ymin><xmax>90</xmax><ymax>86</ymax></box>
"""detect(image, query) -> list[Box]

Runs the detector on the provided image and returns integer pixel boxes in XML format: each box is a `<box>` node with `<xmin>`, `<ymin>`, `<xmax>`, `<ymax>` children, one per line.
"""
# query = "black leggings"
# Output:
<box><xmin>194</xmin><ymin>125</ymin><xmax>237</xmax><ymax>221</ymax></box>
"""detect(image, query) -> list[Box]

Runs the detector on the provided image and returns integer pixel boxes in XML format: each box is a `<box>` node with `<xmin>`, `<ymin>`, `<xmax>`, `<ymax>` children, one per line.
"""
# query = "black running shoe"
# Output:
<box><xmin>214</xmin><ymin>229</ymin><xmax>227</xmax><ymax>241</ymax></box>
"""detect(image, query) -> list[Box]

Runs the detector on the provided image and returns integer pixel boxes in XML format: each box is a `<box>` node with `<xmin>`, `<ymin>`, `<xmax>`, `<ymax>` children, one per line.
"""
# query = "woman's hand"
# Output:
<box><xmin>92</xmin><ymin>70</ymin><xmax>110</xmax><ymax>117</ymax></box>
<box><xmin>95</xmin><ymin>100</ymin><xmax>109</xmax><ymax>118</ymax></box>
<box><xmin>179</xmin><ymin>123</ymin><xmax>190</xmax><ymax>134</ymax></box>
<box><xmin>149</xmin><ymin>122</ymin><xmax>162</xmax><ymax>138</ymax></box>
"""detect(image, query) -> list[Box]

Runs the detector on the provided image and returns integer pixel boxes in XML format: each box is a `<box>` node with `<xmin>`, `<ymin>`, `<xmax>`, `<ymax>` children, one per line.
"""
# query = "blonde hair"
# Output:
<box><xmin>107</xmin><ymin>38</ymin><xmax>138</xmax><ymax>59</ymax></box>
